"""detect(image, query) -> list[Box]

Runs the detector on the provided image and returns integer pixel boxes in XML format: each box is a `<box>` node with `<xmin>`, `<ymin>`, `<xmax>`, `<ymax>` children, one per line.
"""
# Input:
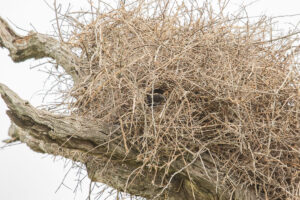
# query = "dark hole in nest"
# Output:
<box><xmin>146</xmin><ymin>89</ymin><xmax>166</xmax><ymax>107</ymax></box>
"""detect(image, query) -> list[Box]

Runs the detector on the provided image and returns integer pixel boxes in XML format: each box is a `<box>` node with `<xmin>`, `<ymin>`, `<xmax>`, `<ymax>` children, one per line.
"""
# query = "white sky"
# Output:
<box><xmin>1</xmin><ymin>0</ymin><xmax>300</xmax><ymax>200</ymax></box>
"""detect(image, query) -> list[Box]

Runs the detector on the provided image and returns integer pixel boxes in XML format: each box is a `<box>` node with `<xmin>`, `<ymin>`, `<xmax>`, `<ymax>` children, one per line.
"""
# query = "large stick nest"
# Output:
<box><xmin>54</xmin><ymin>1</ymin><xmax>299</xmax><ymax>199</ymax></box>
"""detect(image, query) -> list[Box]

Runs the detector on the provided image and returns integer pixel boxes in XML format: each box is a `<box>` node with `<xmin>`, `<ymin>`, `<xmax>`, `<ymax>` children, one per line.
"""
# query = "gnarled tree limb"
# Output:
<box><xmin>0</xmin><ymin>82</ymin><xmax>161</xmax><ymax>198</ymax></box>
<box><xmin>0</xmin><ymin>17</ymin><xmax>80</xmax><ymax>84</ymax></box>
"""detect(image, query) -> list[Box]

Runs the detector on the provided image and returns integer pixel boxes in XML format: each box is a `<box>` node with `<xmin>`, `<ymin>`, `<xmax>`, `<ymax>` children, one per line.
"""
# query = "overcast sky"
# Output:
<box><xmin>1</xmin><ymin>0</ymin><xmax>300</xmax><ymax>200</ymax></box>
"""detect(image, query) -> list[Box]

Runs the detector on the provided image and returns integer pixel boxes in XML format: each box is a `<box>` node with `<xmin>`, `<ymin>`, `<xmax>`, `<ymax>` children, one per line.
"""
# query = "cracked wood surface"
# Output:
<box><xmin>0</xmin><ymin>16</ymin><xmax>258</xmax><ymax>200</ymax></box>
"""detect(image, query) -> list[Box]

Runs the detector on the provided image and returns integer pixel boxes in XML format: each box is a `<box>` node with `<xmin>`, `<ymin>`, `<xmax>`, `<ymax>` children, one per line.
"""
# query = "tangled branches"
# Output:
<box><xmin>47</xmin><ymin>0</ymin><xmax>300</xmax><ymax>199</ymax></box>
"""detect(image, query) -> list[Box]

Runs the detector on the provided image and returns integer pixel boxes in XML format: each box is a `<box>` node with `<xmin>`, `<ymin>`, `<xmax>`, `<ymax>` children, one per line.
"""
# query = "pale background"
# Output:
<box><xmin>0</xmin><ymin>0</ymin><xmax>300</xmax><ymax>199</ymax></box>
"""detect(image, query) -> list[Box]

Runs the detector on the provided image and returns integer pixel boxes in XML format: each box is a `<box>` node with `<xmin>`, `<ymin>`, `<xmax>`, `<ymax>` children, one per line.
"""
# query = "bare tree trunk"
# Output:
<box><xmin>0</xmin><ymin>17</ymin><xmax>258</xmax><ymax>200</ymax></box>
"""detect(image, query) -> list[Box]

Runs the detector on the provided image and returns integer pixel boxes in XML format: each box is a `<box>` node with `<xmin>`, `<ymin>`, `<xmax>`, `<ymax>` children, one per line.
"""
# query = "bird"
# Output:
<box><xmin>146</xmin><ymin>89</ymin><xmax>166</xmax><ymax>107</ymax></box>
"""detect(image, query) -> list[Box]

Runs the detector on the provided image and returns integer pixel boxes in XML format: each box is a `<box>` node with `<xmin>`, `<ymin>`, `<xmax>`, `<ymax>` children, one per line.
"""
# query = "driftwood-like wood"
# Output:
<box><xmin>0</xmin><ymin>17</ymin><xmax>80</xmax><ymax>84</ymax></box>
<box><xmin>0</xmin><ymin>16</ymin><xmax>258</xmax><ymax>200</ymax></box>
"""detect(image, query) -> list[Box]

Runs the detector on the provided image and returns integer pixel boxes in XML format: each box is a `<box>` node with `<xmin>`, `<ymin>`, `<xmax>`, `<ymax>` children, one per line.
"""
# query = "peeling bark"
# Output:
<box><xmin>0</xmin><ymin>17</ymin><xmax>259</xmax><ymax>200</ymax></box>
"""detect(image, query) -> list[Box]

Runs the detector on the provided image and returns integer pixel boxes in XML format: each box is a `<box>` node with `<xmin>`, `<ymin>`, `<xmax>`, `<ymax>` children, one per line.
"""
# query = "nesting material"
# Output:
<box><xmin>63</xmin><ymin>1</ymin><xmax>300</xmax><ymax>199</ymax></box>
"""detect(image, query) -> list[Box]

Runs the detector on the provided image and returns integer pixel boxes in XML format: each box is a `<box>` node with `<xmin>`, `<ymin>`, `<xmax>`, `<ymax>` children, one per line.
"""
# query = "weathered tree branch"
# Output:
<box><xmin>0</xmin><ymin>17</ymin><xmax>80</xmax><ymax>84</ymax></box>
<box><xmin>0</xmin><ymin>83</ymin><xmax>161</xmax><ymax>198</ymax></box>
